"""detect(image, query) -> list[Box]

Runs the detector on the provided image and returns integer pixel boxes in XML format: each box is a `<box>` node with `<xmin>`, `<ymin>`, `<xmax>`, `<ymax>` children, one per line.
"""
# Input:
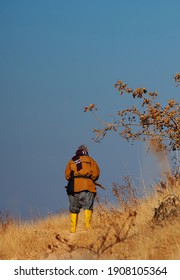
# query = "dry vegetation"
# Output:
<box><xmin>84</xmin><ymin>73</ymin><xmax>180</xmax><ymax>151</ymax></box>
<box><xmin>1</xmin><ymin>74</ymin><xmax>179</xmax><ymax>260</ymax></box>
<box><xmin>1</xmin><ymin>89</ymin><xmax>180</xmax><ymax>260</ymax></box>
<box><xmin>1</xmin><ymin>174</ymin><xmax>180</xmax><ymax>260</ymax></box>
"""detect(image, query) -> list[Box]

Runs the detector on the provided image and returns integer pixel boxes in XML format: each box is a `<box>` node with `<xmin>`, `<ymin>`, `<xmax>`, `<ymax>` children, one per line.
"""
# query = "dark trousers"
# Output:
<box><xmin>68</xmin><ymin>191</ymin><xmax>96</xmax><ymax>213</ymax></box>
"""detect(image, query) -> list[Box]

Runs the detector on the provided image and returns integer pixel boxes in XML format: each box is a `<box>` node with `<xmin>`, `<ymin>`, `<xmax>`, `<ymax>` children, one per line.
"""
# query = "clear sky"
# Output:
<box><xmin>0</xmin><ymin>0</ymin><xmax>180</xmax><ymax>220</ymax></box>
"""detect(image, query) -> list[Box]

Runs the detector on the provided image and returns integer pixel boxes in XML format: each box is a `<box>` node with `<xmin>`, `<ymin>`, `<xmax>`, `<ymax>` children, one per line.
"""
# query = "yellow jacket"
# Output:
<box><xmin>65</xmin><ymin>155</ymin><xmax>100</xmax><ymax>193</ymax></box>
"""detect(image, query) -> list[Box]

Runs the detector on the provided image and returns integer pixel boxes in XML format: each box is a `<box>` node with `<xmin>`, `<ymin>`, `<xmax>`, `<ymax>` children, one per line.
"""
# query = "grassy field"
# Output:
<box><xmin>0</xmin><ymin>176</ymin><xmax>180</xmax><ymax>260</ymax></box>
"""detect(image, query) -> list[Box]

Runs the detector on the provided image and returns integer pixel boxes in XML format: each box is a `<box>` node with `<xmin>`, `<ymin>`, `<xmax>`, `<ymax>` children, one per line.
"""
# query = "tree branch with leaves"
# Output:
<box><xmin>84</xmin><ymin>73</ymin><xmax>180</xmax><ymax>152</ymax></box>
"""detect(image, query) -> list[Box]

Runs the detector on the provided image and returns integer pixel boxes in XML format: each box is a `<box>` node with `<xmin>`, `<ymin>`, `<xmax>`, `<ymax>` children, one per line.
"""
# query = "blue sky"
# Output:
<box><xmin>0</xmin><ymin>0</ymin><xmax>180</xmax><ymax>220</ymax></box>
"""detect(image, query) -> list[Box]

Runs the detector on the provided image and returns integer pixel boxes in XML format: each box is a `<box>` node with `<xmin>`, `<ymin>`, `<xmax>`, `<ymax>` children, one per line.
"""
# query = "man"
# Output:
<box><xmin>65</xmin><ymin>145</ymin><xmax>100</xmax><ymax>233</ymax></box>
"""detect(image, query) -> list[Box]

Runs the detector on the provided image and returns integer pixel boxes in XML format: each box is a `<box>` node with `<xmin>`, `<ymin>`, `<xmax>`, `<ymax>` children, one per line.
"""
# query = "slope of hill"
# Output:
<box><xmin>0</xmin><ymin>177</ymin><xmax>180</xmax><ymax>260</ymax></box>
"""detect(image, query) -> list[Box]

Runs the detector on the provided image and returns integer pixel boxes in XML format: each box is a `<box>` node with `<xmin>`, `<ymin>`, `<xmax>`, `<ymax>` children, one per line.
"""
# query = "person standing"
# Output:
<box><xmin>65</xmin><ymin>145</ymin><xmax>100</xmax><ymax>233</ymax></box>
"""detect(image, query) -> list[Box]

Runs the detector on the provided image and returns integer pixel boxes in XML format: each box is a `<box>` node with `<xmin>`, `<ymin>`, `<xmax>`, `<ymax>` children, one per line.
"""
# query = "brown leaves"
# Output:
<box><xmin>168</xmin><ymin>99</ymin><xmax>178</xmax><ymax>107</ymax></box>
<box><xmin>93</xmin><ymin>128</ymin><xmax>104</xmax><ymax>140</ymax></box>
<box><xmin>84</xmin><ymin>103</ymin><xmax>97</xmax><ymax>112</ymax></box>
<box><xmin>148</xmin><ymin>92</ymin><xmax>158</xmax><ymax>97</ymax></box>
<box><xmin>113</xmin><ymin>78</ymin><xmax>180</xmax><ymax>150</ymax></box>
<box><xmin>114</xmin><ymin>81</ymin><xmax>147</xmax><ymax>98</ymax></box>
<box><xmin>84</xmin><ymin>75</ymin><xmax>180</xmax><ymax>150</ymax></box>
<box><xmin>174</xmin><ymin>73</ymin><xmax>180</xmax><ymax>84</ymax></box>
<box><xmin>142</xmin><ymin>98</ymin><xmax>150</xmax><ymax>107</ymax></box>
<box><xmin>132</xmin><ymin>87</ymin><xmax>147</xmax><ymax>98</ymax></box>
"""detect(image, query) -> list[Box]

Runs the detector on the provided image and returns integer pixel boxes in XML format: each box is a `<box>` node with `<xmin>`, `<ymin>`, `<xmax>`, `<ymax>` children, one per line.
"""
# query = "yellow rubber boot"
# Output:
<box><xmin>70</xmin><ymin>213</ymin><xmax>78</xmax><ymax>233</ymax></box>
<box><xmin>85</xmin><ymin>209</ymin><xmax>92</xmax><ymax>229</ymax></box>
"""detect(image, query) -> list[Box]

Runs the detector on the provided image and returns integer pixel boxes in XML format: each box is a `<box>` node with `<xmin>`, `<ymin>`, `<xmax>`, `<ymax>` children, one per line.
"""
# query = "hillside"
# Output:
<box><xmin>0</xmin><ymin>176</ymin><xmax>180</xmax><ymax>260</ymax></box>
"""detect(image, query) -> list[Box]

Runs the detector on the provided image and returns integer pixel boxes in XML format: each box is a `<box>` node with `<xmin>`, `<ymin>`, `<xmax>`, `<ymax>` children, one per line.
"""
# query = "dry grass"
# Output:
<box><xmin>0</xmin><ymin>176</ymin><xmax>180</xmax><ymax>260</ymax></box>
